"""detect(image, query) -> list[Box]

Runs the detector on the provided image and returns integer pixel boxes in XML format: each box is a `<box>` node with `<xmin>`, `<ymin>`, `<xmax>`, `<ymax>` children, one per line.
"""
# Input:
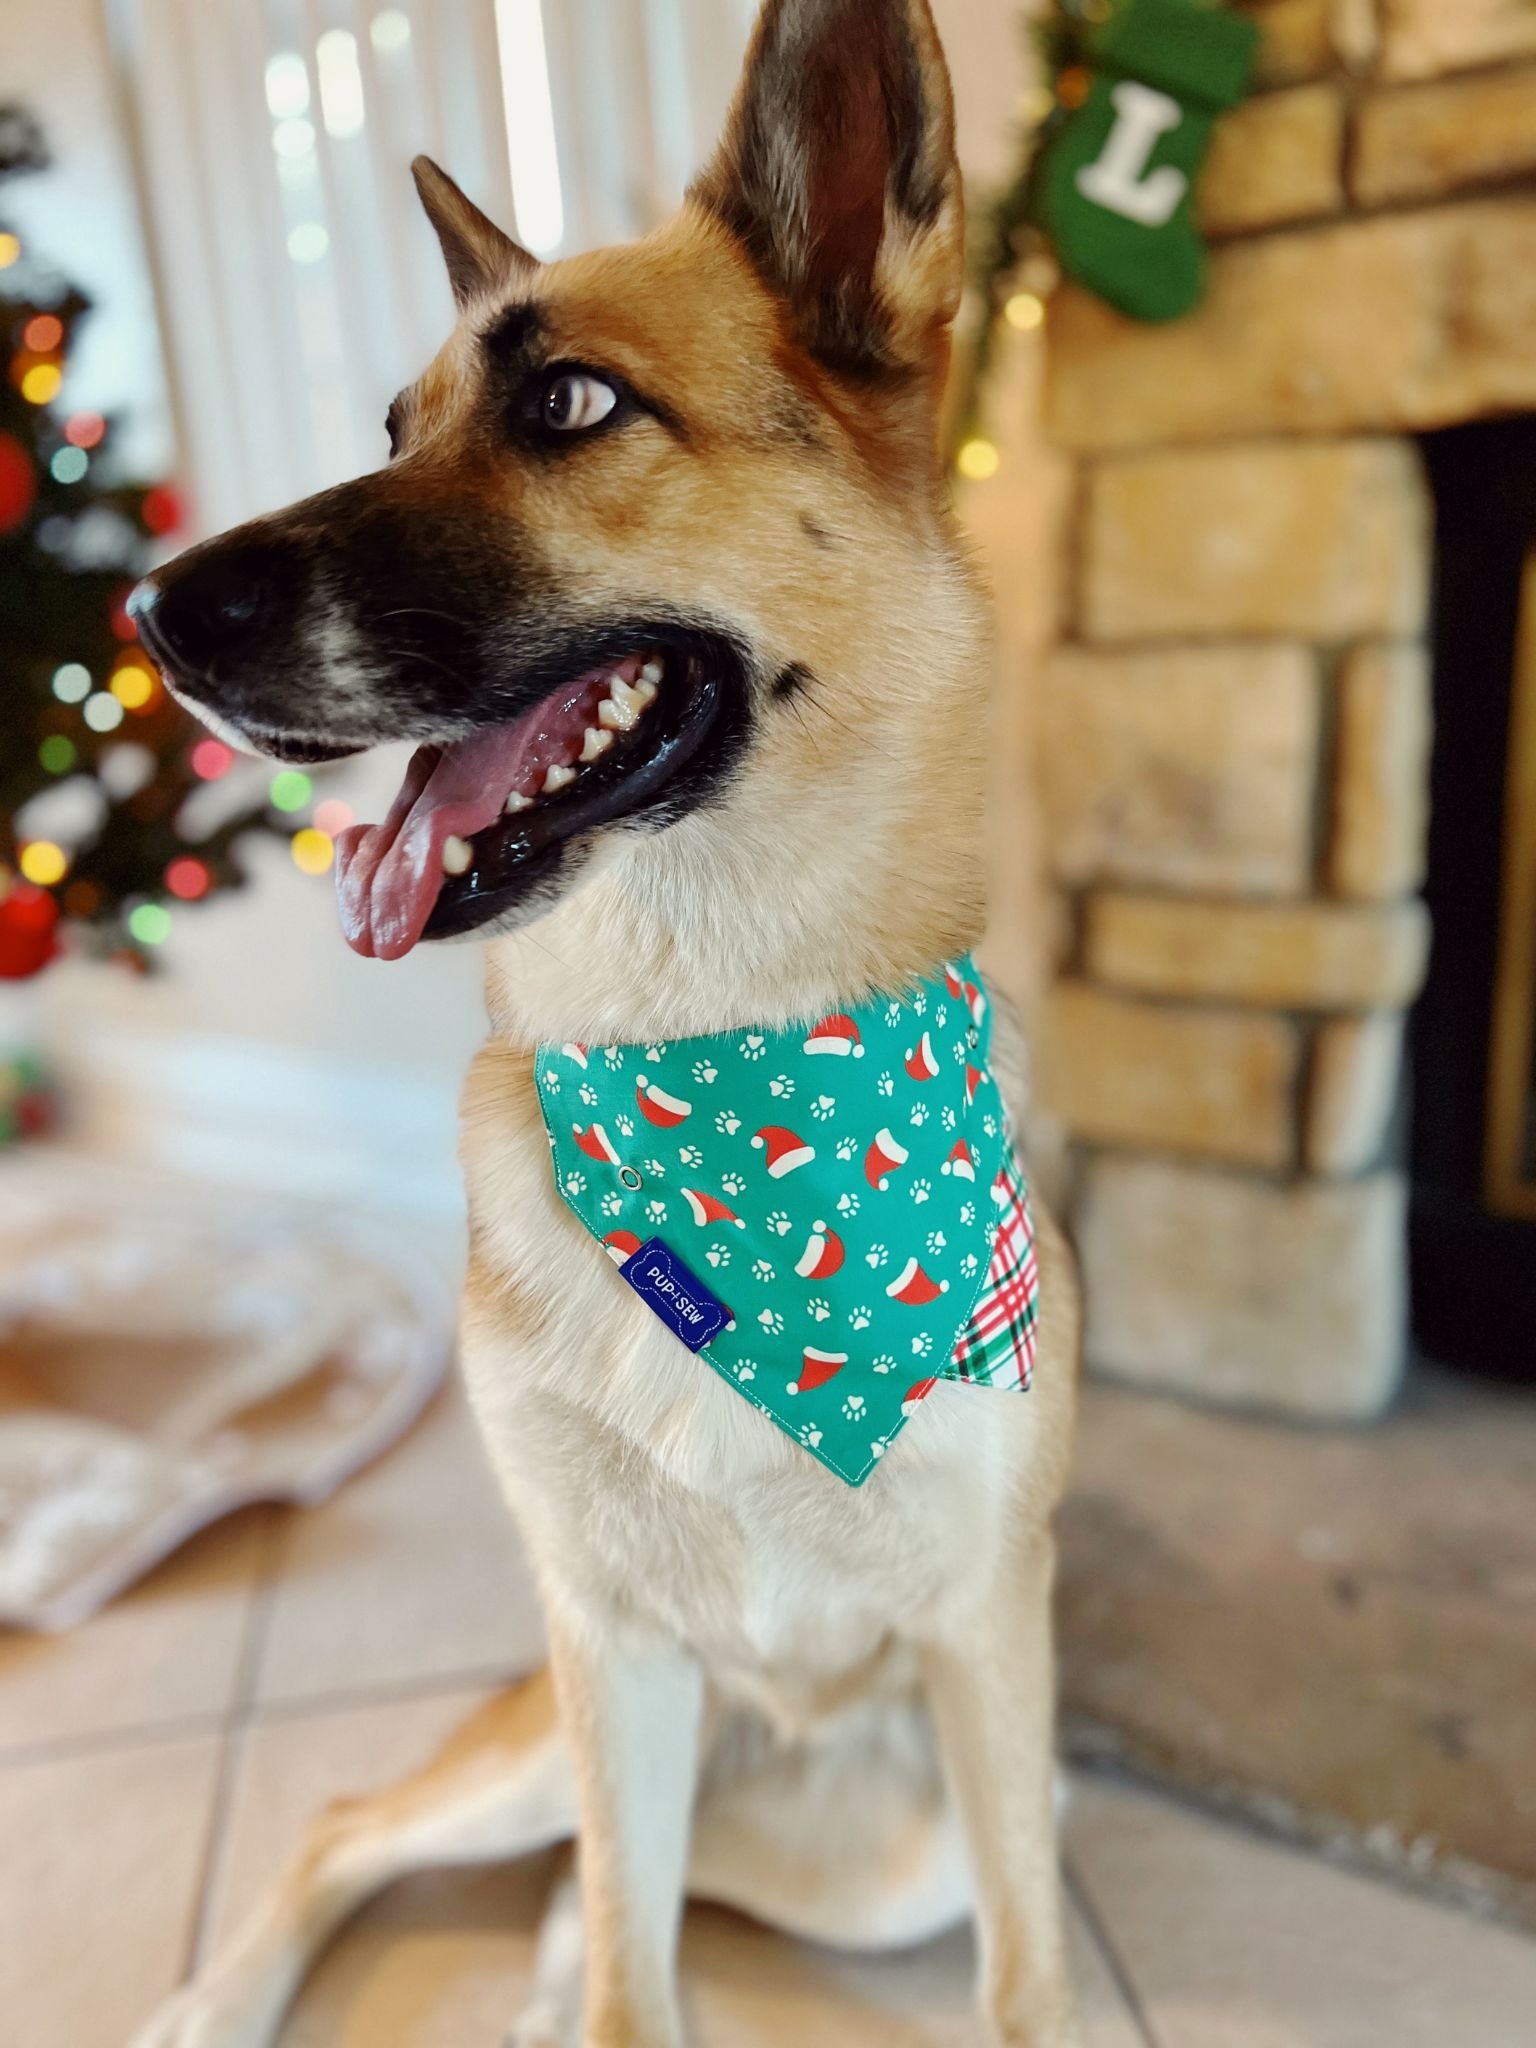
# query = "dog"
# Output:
<box><xmin>128</xmin><ymin>3</ymin><xmax>1084</xmax><ymax>2043</ymax></box>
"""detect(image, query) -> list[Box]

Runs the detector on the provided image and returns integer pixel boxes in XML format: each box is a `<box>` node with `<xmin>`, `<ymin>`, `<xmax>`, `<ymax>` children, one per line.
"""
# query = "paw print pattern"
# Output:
<box><xmin>646</xmin><ymin>1198</ymin><xmax>668</xmax><ymax>1224</ymax></box>
<box><xmin>941</xmin><ymin>1106</ymin><xmax>958</xmax><ymax>1132</ymax></box>
<box><xmin>911</xmin><ymin>1332</ymin><xmax>934</xmax><ymax>1358</ymax></box>
<box><xmin>601</xmin><ymin>1192</ymin><xmax>623</xmax><ymax>1218</ymax></box>
<box><xmin>579</xmin><ymin>1083</ymin><xmax>598</xmax><ymax>1106</ymax></box>
<box><xmin>959</xmin><ymin>1201</ymin><xmax>976</xmax><ymax>1226</ymax></box>
<box><xmin>766</xmin><ymin>1210</ymin><xmax>793</xmax><ymax>1237</ymax></box>
<box><xmin>642</xmin><ymin>1158</ymin><xmax>667</xmax><ymax>1180</ymax></box>
<box><xmin>768</xmin><ymin>1073</ymin><xmax>795</xmax><ymax>1098</ymax></box>
<box><xmin>866</xmin><ymin>1243</ymin><xmax>889</xmax><ymax>1270</ymax></box>
<box><xmin>616</xmin><ymin>1114</ymin><xmax>635</xmax><ymax>1138</ymax></box>
<box><xmin>715</xmin><ymin>1109</ymin><xmax>742</xmax><ymax>1135</ymax></box>
<box><xmin>644</xmin><ymin>1043</ymin><xmax>667</xmax><ymax>1061</ymax></box>
<box><xmin>807</xmin><ymin>1296</ymin><xmax>832</xmax><ymax>1323</ymax></box>
<box><xmin>912</xmin><ymin>989</ymin><xmax>927</xmax><ymax>1016</ymax></box>
<box><xmin>873</xmin><ymin>1354</ymin><xmax>897</xmax><ymax>1375</ymax></box>
<box><xmin>798</xmin><ymin>1422</ymin><xmax>824</xmax><ymax>1449</ymax></box>
<box><xmin>562</xmin><ymin>1170</ymin><xmax>586</xmax><ymax>1196</ymax></box>
<box><xmin>885</xmin><ymin>1001</ymin><xmax>904</xmax><ymax>1024</ymax></box>
<box><xmin>961</xmin><ymin>1251</ymin><xmax>981</xmax><ymax>1279</ymax></box>
<box><xmin>836</xmin><ymin>1191</ymin><xmax>860</xmax><ymax>1218</ymax></box>
<box><xmin>691</xmin><ymin>1059</ymin><xmax>718</xmax><ymax>1085</ymax></box>
<box><xmin>705</xmin><ymin>1243</ymin><xmax>732</xmax><ymax>1269</ymax></box>
<box><xmin>739</xmin><ymin>1035</ymin><xmax>766</xmax><ymax>1061</ymax></box>
<box><xmin>677</xmin><ymin>1144</ymin><xmax>703</xmax><ymax>1168</ymax></box>
<box><xmin>850</xmin><ymin>1305</ymin><xmax>872</xmax><ymax>1331</ymax></box>
<box><xmin>811</xmin><ymin>1093</ymin><xmax>836</xmax><ymax>1121</ymax></box>
<box><xmin>751</xmin><ymin>1258</ymin><xmax>777</xmax><ymax>1283</ymax></box>
<box><xmin>835</xmin><ymin>1136</ymin><xmax>857</xmax><ymax>1162</ymax></box>
<box><xmin>877</xmin><ymin>1072</ymin><xmax>895</xmax><ymax>1097</ymax></box>
<box><xmin>604</xmin><ymin>1046</ymin><xmax>624</xmax><ymax>1068</ymax></box>
<box><xmin>926</xmin><ymin>1229</ymin><xmax>948</xmax><ymax>1256</ymax></box>
<box><xmin>909</xmin><ymin>1101</ymin><xmax>929</xmax><ymax>1127</ymax></box>
<box><xmin>733</xmin><ymin>1359</ymin><xmax>757</xmax><ymax>1384</ymax></box>
<box><xmin>758</xmin><ymin>1308</ymin><xmax>785</xmax><ymax>1336</ymax></box>
<box><xmin>842</xmin><ymin>1393</ymin><xmax>867</xmax><ymax>1421</ymax></box>
<box><xmin>911</xmin><ymin>1178</ymin><xmax>932</xmax><ymax>1206</ymax></box>
<box><xmin>542</xmin><ymin>1069</ymin><xmax>561</xmax><ymax>1093</ymax></box>
<box><xmin>983</xmin><ymin>1114</ymin><xmax>998</xmax><ymax>1137</ymax></box>
<box><xmin>720</xmin><ymin>1170</ymin><xmax>745</xmax><ymax>1197</ymax></box>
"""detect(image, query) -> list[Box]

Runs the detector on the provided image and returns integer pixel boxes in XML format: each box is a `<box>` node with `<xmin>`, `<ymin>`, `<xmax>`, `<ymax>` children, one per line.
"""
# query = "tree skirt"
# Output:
<box><xmin>0</xmin><ymin>1158</ymin><xmax>454</xmax><ymax>1631</ymax></box>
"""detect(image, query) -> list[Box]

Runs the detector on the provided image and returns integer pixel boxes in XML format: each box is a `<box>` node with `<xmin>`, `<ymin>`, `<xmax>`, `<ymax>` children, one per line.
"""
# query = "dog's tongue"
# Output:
<box><xmin>335</xmin><ymin>728</ymin><xmax>531</xmax><ymax>961</ymax></box>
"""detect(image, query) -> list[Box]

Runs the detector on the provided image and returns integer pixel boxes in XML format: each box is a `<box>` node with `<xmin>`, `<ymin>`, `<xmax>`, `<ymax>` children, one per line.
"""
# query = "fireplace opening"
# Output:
<box><xmin>1410</xmin><ymin>417</ymin><xmax>1536</xmax><ymax>1382</ymax></box>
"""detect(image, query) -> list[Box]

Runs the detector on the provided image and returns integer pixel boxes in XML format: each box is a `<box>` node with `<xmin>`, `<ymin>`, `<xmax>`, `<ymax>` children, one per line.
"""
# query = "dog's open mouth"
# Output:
<box><xmin>336</xmin><ymin>637</ymin><xmax>731</xmax><ymax>959</ymax></box>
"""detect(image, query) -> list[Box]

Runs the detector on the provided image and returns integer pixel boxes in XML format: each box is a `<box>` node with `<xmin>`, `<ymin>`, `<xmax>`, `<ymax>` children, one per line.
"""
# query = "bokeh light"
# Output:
<box><xmin>19</xmin><ymin>841</ymin><xmax>68</xmax><ymax>887</ymax></box>
<box><xmin>52</xmin><ymin>663</ymin><xmax>91</xmax><ymax>703</ymax></box>
<box><xmin>38</xmin><ymin>735</ymin><xmax>76</xmax><ymax>775</ymax></box>
<box><xmin>110</xmin><ymin>658</ymin><xmax>159</xmax><ymax>711</ymax></box>
<box><xmin>290</xmin><ymin>828</ymin><xmax>335</xmax><ymax>876</ymax></box>
<box><xmin>65</xmin><ymin>412</ymin><xmax>105</xmax><ymax>450</ymax></box>
<box><xmin>312</xmin><ymin>797</ymin><xmax>355</xmax><ymax>837</ymax></box>
<box><xmin>20</xmin><ymin>362</ymin><xmax>62</xmax><ymax>405</ymax></box>
<box><xmin>956</xmin><ymin>438</ymin><xmax>1001</xmax><ymax>482</ymax></box>
<box><xmin>165</xmin><ymin>857</ymin><xmax>212</xmax><ymax>902</ymax></box>
<box><xmin>84</xmin><ymin>692</ymin><xmax>126</xmax><ymax>733</ymax></box>
<box><xmin>1005</xmin><ymin>292</ymin><xmax>1045</xmax><ymax>332</ymax></box>
<box><xmin>50</xmin><ymin>446</ymin><xmax>88</xmax><ymax>484</ymax></box>
<box><xmin>191</xmin><ymin>738</ymin><xmax>234</xmax><ymax>780</ymax></box>
<box><xmin>0</xmin><ymin>234</ymin><xmax>20</xmax><ymax>269</ymax></box>
<box><xmin>269</xmin><ymin>769</ymin><xmax>313</xmax><ymax>812</ymax></box>
<box><xmin>128</xmin><ymin>902</ymin><xmax>173</xmax><ymax>946</ymax></box>
<box><xmin>23</xmin><ymin>314</ymin><xmax>63</xmax><ymax>352</ymax></box>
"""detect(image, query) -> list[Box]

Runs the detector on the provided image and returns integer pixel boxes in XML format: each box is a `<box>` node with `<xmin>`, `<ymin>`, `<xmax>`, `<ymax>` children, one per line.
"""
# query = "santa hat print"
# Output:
<box><xmin>864</xmin><ymin>1127</ymin><xmax>910</xmax><ymax>1191</ymax></box>
<box><xmin>752</xmin><ymin>1125</ymin><xmax>816</xmax><ymax>1177</ymax></box>
<box><xmin>561</xmin><ymin>1042</ymin><xmax>589</xmax><ymax>1068</ymax></box>
<box><xmin>635</xmin><ymin>1073</ymin><xmax>692</xmax><ymax>1128</ymax></box>
<box><xmin>803</xmin><ymin>1013</ymin><xmax>865</xmax><ymax>1058</ymax></box>
<box><xmin>940</xmin><ymin>1139</ymin><xmax>976</xmax><ymax>1181</ymax></box>
<box><xmin>573</xmin><ymin>1123</ymin><xmax>621</xmax><ymax>1166</ymax></box>
<box><xmin>964</xmin><ymin>1062</ymin><xmax>983</xmax><ymax>1107</ymax></box>
<box><xmin>904</xmin><ymin>1031</ymin><xmax>939</xmax><ymax>1082</ymax></box>
<box><xmin>789</xmin><ymin>1347</ymin><xmax>848</xmax><ymax>1395</ymax></box>
<box><xmin>885</xmin><ymin>1256</ymin><xmax>949</xmax><ymax>1305</ymax></box>
<box><xmin>903</xmin><ymin>1376</ymin><xmax>938</xmax><ymax>1414</ymax></box>
<box><xmin>603</xmin><ymin>1229</ymin><xmax>643</xmax><ymax>1265</ymax></box>
<box><xmin>794</xmin><ymin>1220</ymin><xmax>845</xmax><ymax>1281</ymax></box>
<box><xmin>964</xmin><ymin>980</ymin><xmax>987</xmax><ymax>1028</ymax></box>
<box><xmin>681</xmin><ymin>1188</ymin><xmax>745</xmax><ymax>1230</ymax></box>
<box><xmin>942</xmin><ymin>961</ymin><xmax>965</xmax><ymax>1002</ymax></box>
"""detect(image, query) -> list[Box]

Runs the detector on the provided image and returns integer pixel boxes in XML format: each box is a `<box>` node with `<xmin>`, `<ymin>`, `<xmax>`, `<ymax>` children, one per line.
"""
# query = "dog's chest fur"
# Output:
<box><xmin>458</xmin><ymin>1031</ymin><xmax>1049</xmax><ymax>1724</ymax></box>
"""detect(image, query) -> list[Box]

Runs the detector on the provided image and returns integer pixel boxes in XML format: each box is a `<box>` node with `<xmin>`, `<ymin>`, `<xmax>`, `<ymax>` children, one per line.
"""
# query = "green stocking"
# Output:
<box><xmin>1035</xmin><ymin>0</ymin><xmax>1258</xmax><ymax>323</ymax></box>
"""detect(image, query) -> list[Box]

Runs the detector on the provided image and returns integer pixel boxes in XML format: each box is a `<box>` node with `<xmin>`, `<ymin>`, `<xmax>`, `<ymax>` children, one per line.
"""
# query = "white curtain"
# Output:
<box><xmin>108</xmin><ymin>0</ymin><xmax>758</xmax><ymax>536</ymax></box>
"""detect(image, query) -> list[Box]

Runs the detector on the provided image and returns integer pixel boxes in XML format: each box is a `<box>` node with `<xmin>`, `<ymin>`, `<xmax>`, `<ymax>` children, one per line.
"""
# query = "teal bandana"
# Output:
<box><xmin>536</xmin><ymin>957</ymin><xmax>1038</xmax><ymax>1486</ymax></box>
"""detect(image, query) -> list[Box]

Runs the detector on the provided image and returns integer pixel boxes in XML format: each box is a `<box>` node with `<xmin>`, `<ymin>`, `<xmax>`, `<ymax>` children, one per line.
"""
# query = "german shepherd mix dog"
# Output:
<box><xmin>130</xmin><ymin>3</ymin><xmax>1084</xmax><ymax>2043</ymax></box>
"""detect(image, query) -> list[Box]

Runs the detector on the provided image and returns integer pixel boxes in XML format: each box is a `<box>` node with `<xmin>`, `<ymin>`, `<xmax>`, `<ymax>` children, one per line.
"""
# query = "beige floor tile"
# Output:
<box><xmin>1068</xmin><ymin>1771</ymin><xmax>1536</xmax><ymax>2048</ymax></box>
<box><xmin>207</xmin><ymin>1688</ymin><xmax>1140</xmax><ymax>2044</ymax></box>
<box><xmin>253</xmin><ymin>1381</ymin><xmax>544</xmax><ymax>1707</ymax></box>
<box><xmin>0</xmin><ymin>1730</ymin><xmax>223</xmax><ymax>2048</ymax></box>
<box><xmin>0</xmin><ymin>1509</ymin><xmax>269</xmax><ymax>1754</ymax></box>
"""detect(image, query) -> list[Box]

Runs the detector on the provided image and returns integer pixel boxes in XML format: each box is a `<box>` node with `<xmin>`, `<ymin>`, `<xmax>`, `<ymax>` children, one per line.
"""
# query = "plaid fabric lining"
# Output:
<box><xmin>943</xmin><ymin>1153</ymin><xmax>1038</xmax><ymax>1393</ymax></box>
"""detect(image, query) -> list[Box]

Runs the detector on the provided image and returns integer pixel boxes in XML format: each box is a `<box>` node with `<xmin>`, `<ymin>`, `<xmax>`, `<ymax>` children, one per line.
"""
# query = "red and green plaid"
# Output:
<box><xmin>944</xmin><ymin>1155</ymin><xmax>1038</xmax><ymax>1394</ymax></box>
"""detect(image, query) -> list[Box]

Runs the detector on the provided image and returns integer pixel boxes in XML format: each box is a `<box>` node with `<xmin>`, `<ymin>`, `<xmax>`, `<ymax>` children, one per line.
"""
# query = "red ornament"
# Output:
<box><xmin>140</xmin><ymin>483</ymin><xmax>184</xmax><ymax>536</ymax></box>
<box><xmin>0</xmin><ymin>884</ymin><xmax>61</xmax><ymax>980</ymax></box>
<box><xmin>0</xmin><ymin>432</ymin><xmax>35</xmax><ymax>536</ymax></box>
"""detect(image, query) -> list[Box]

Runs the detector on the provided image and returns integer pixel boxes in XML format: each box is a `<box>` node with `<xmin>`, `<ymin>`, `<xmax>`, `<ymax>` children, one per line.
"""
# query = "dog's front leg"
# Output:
<box><xmin>547</xmin><ymin>1609</ymin><xmax>704</xmax><ymax>2048</ymax></box>
<box><xmin>920</xmin><ymin>1532</ymin><xmax>1084</xmax><ymax>2048</ymax></box>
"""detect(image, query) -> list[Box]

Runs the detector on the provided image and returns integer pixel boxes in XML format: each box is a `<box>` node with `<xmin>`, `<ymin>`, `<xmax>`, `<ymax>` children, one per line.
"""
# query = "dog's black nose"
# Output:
<box><xmin>130</xmin><ymin>552</ymin><xmax>280</xmax><ymax>675</ymax></box>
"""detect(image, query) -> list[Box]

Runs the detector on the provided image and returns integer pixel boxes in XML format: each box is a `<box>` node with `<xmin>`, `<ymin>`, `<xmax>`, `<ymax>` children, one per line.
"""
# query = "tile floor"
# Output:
<box><xmin>5</xmin><ymin>1379</ymin><xmax>1536</xmax><ymax>2048</ymax></box>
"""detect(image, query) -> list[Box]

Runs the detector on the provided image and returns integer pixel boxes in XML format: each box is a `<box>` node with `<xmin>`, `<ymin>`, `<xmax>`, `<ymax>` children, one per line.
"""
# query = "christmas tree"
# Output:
<box><xmin>0</xmin><ymin>105</ymin><xmax>317</xmax><ymax>980</ymax></box>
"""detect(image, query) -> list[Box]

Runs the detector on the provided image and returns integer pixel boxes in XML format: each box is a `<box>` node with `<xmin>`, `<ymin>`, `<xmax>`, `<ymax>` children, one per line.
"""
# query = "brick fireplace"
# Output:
<box><xmin>1022</xmin><ymin>1</ymin><xmax>1536</xmax><ymax>1416</ymax></box>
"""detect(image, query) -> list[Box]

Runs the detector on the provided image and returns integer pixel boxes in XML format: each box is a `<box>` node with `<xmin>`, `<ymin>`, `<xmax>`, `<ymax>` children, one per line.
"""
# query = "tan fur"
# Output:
<box><xmin>132</xmin><ymin>6</ymin><xmax>1083</xmax><ymax>2044</ymax></box>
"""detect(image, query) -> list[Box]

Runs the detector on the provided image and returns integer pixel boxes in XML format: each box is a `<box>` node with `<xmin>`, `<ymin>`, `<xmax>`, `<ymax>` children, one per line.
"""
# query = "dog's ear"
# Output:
<box><xmin>412</xmin><ymin>156</ymin><xmax>534</xmax><ymax>308</ymax></box>
<box><xmin>691</xmin><ymin>0</ymin><xmax>963</xmax><ymax>376</ymax></box>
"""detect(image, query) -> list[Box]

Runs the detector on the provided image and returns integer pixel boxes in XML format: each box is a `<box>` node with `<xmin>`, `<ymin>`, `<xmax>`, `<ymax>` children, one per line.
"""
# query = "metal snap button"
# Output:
<box><xmin>618</xmin><ymin>1166</ymin><xmax>643</xmax><ymax>1190</ymax></box>
<box><xmin>967</xmin><ymin>1027</ymin><xmax>980</xmax><ymax>1049</ymax></box>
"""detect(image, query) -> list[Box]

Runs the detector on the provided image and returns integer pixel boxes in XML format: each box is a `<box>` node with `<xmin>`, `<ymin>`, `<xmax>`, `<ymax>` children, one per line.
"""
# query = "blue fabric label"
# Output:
<box><xmin>622</xmin><ymin>1239</ymin><xmax>731</xmax><ymax>1353</ymax></box>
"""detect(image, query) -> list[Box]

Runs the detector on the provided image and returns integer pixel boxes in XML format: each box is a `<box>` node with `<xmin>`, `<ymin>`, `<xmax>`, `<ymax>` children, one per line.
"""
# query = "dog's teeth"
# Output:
<box><xmin>599</xmin><ymin>694</ymin><xmax>638</xmax><ymax>732</ymax></box>
<box><xmin>442</xmin><ymin>835</ymin><xmax>474</xmax><ymax>876</ymax></box>
<box><xmin>543</xmin><ymin>763</ymin><xmax>577</xmax><ymax>794</ymax></box>
<box><xmin>640</xmin><ymin>657</ymin><xmax>664</xmax><ymax>686</ymax></box>
<box><xmin>580</xmin><ymin>726</ymin><xmax>614</xmax><ymax>763</ymax></box>
<box><xmin>631</xmin><ymin>676</ymin><xmax>658</xmax><ymax>710</ymax></box>
<box><xmin>504</xmin><ymin>791</ymin><xmax>532</xmax><ymax>814</ymax></box>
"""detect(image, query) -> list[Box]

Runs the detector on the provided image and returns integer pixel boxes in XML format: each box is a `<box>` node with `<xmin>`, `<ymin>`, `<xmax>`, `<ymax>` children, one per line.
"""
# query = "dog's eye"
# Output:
<box><xmin>542</xmin><ymin>372</ymin><xmax>618</xmax><ymax>434</ymax></box>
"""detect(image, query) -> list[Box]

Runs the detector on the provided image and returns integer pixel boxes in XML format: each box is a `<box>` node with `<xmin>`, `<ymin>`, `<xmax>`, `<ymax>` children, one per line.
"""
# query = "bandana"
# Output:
<box><xmin>536</xmin><ymin>958</ymin><xmax>1037</xmax><ymax>1486</ymax></box>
